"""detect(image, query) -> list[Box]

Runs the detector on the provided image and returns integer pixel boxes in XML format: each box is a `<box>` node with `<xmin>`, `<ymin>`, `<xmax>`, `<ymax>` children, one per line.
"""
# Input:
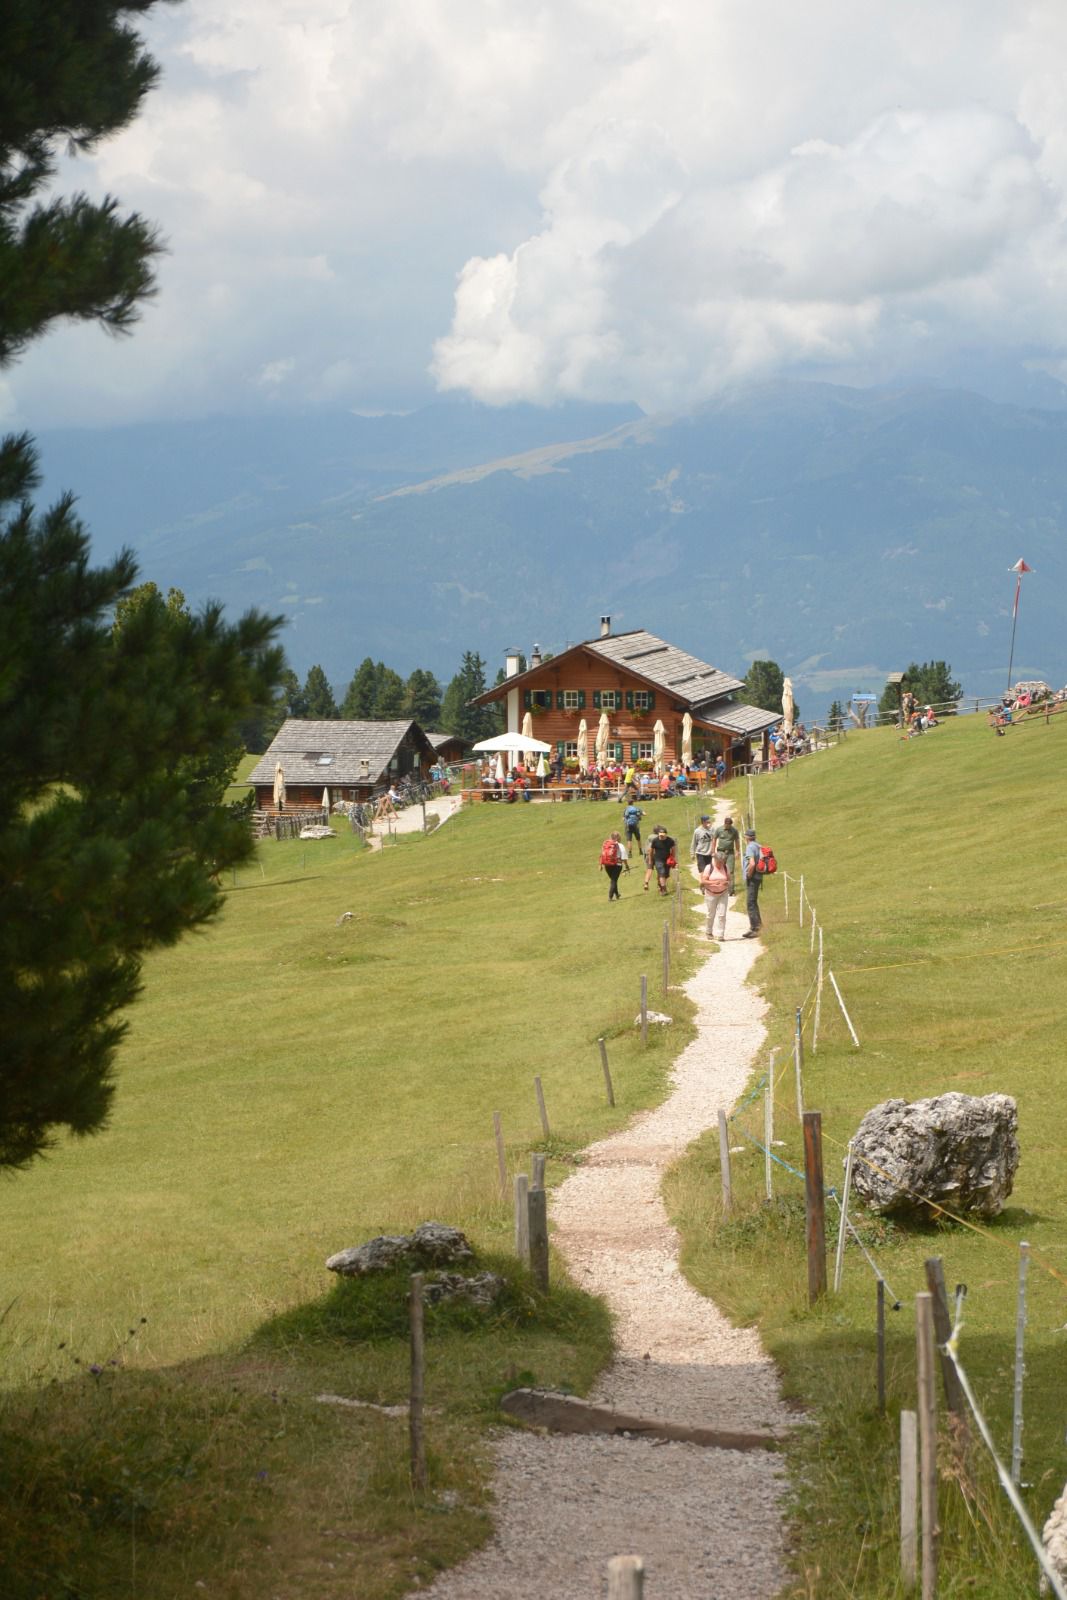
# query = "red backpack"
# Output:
<box><xmin>599</xmin><ymin>838</ymin><xmax>620</xmax><ymax>867</ymax></box>
<box><xmin>755</xmin><ymin>844</ymin><xmax>778</xmax><ymax>875</ymax></box>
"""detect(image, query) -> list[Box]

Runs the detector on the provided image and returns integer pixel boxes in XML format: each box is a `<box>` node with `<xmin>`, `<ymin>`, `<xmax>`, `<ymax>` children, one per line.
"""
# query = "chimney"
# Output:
<box><xmin>530</xmin><ymin>642</ymin><xmax>542</xmax><ymax>668</ymax></box>
<box><xmin>505</xmin><ymin>649</ymin><xmax>521</xmax><ymax>678</ymax></box>
<box><xmin>600</xmin><ymin>615</ymin><xmax>611</xmax><ymax>638</ymax></box>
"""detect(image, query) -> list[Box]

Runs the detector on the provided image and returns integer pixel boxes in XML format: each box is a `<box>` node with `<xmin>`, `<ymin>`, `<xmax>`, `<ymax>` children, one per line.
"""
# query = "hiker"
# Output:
<box><xmin>700</xmin><ymin>850</ymin><xmax>731</xmax><ymax>940</ymax></box>
<box><xmin>711</xmin><ymin>814</ymin><xmax>741</xmax><ymax>893</ymax></box>
<box><xmin>691</xmin><ymin>813</ymin><xmax>714</xmax><ymax>876</ymax></box>
<box><xmin>622</xmin><ymin>799</ymin><xmax>643</xmax><ymax>853</ymax></box>
<box><xmin>645</xmin><ymin>825</ymin><xmax>677</xmax><ymax>895</ymax></box>
<box><xmin>715</xmin><ymin>755</ymin><xmax>726</xmax><ymax>786</ymax></box>
<box><xmin>599</xmin><ymin>831</ymin><xmax>626</xmax><ymax>901</ymax></box>
<box><xmin>742</xmin><ymin>828</ymin><xmax>763</xmax><ymax>938</ymax></box>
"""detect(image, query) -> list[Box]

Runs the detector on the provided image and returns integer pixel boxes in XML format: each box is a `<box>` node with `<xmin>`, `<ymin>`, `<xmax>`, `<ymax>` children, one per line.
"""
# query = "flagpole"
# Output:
<box><xmin>1006</xmin><ymin>575</ymin><xmax>1022</xmax><ymax>692</ymax></box>
<box><xmin>1005</xmin><ymin>560</ymin><xmax>1032</xmax><ymax>695</ymax></box>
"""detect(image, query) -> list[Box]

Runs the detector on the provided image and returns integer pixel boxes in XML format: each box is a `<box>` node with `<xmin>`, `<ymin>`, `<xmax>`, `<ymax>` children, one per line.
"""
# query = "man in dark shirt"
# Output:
<box><xmin>647</xmin><ymin>825</ymin><xmax>677</xmax><ymax>896</ymax></box>
<box><xmin>711</xmin><ymin>814</ymin><xmax>740</xmax><ymax>894</ymax></box>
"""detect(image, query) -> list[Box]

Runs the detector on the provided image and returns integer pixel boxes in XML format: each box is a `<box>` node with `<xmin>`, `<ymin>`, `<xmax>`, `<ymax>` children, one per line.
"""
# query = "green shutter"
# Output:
<box><xmin>556</xmin><ymin>690</ymin><xmax>565</xmax><ymax>709</ymax></box>
<box><xmin>556</xmin><ymin>741</ymin><xmax>565</xmax><ymax>756</ymax></box>
<box><xmin>647</xmin><ymin>691</ymin><xmax>655</xmax><ymax>709</ymax></box>
<box><xmin>592</xmin><ymin>689</ymin><xmax>601</xmax><ymax>709</ymax></box>
<box><xmin>523</xmin><ymin>689</ymin><xmax>531</xmax><ymax>710</ymax></box>
<box><xmin>578</xmin><ymin>689</ymin><xmax>586</xmax><ymax>709</ymax></box>
<box><xmin>630</xmin><ymin>741</ymin><xmax>639</xmax><ymax>760</ymax></box>
<box><xmin>626</xmin><ymin>689</ymin><xmax>634</xmax><ymax>711</ymax></box>
<box><xmin>613</xmin><ymin>741</ymin><xmax>624</xmax><ymax>761</ymax></box>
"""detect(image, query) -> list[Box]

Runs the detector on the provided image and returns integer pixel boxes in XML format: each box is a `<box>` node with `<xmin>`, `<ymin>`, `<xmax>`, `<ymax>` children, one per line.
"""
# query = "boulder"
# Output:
<box><xmin>423</xmin><ymin>1271</ymin><xmax>505</xmax><ymax>1307</ymax></box>
<box><xmin>326</xmin><ymin>1221</ymin><xmax>474</xmax><ymax>1277</ymax></box>
<box><xmin>849</xmin><ymin>1093</ymin><xmax>1018</xmax><ymax>1220</ymax></box>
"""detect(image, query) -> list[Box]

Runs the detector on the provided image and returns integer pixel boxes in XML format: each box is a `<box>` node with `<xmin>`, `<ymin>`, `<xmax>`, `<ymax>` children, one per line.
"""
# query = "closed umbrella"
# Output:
<box><xmin>273</xmin><ymin>762</ymin><xmax>286</xmax><ymax>809</ymax></box>
<box><xmin>653</xmin><ymin>718</ymin><xmax>666</xmax><ymax>774</ymax></box>
<box><xmin>536</xmin><ymin>753</ymin><xmax>547</xmax><ymax>790</ymax></box>
<box><xmin>495</xmin><ymin>753</ymin><xmax>506</xmax><ymax>784</ymax></box>
<box><xmin>681</xmin><ymin>711</ymin><xmax>694</xmax><ymax>766</ymax></box>
<box><xmin>782</xmin><ymin>677</ymin><xmax>795</xmax><ymax>736</ymax></box>
<box><xmin>595</xmin><ymin>711</ymin><xmax>610</xmax><ymax>762</ymax></box>
<box><xmin>521</xmin><ymin>709</ymin><xmax>536</xmax><ymax>767</ymax></box>
<box><xmin>322</xmin><ymin>786</ymin><xmax>330</xmax><ymax>814</ymax></box>
<box><xmin>576</xmin><ymin>717</ymin><xmax>589</xmax><ymax>774</ymax></box>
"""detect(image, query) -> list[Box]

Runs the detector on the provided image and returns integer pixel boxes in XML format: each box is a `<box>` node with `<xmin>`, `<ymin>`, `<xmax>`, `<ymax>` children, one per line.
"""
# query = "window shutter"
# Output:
<box><xmin>523</xmin><ymin>689</ymin><xmax>531</xmax><ymax>710</ymax></box>
<box><xmin>626</xmin><ymin>689</ymin><xmax>634</xmax><ymax>711</ymax></box>
<box><xmin>578</xmin><ymin>689</ymin><xmax>586</xmax><ymax>709</ymax></box>
<box><xmin>556</xmin><ymin>741</ymin><xmax>565</xmax><ymax>756</ymax></box>
<box><xmin>613</xmin><ymin>741</ymin><xmax>623</xmax><ymax>761</ymax></box>
<box><xmin>592</xmin><ymin>689</ymin><xmax>601</xmax><ymax>709</ymax></box>
<box><xmin>630</xmin><ymin>741</ymin><xmax>639</xmax><ymax>760</ymax></box>
<box><xmin>647</xmin><ymin>691</ymin><xmax>656</xmax><ymax>708</ymax></box>
<box><xmin>556</xmin><ymin>690</ymin><xmax>565</xmax><ymax>709</ymax></box>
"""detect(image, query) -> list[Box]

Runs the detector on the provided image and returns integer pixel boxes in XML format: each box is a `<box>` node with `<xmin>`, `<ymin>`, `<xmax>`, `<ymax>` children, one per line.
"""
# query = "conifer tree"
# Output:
<box><xmin>302</xmin><ymin>663</ymin><xmax>338</xmax><ymax>719</ymax></box>
<box><xmin>403</xmin><ymin>668</ymin><xmax>442</xmax><ymax>728</ymax></box>
<box><xmin>341</xmin><ymin>657</ymin><xmax>378</xmax><ymax>719</ymax></box>
<box><xmin>441</xmin><ymin>651</ymin><xmax>496</xmax><ymax>741</ymax></box>
<box><xmin>0</xmin><ymin>3</ymin><xmax>284</xmax><ymax>1170</ymax></box>
<box><xmin>743</xmin><ymin>659</ymin><xmax>787</xmax><ymax>716</ymax></box>
<box><xmin>373</xmin><ymin>665</ymin><xmax>406</xmax><ymax>719</ymax></box>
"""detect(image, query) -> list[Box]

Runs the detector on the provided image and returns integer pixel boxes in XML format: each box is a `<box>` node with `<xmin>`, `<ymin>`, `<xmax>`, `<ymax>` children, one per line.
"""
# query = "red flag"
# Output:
<box><xmin>1010</xmin><ymin>559</ymin><xmax>1033</xmax><ymax>573</ymax></box>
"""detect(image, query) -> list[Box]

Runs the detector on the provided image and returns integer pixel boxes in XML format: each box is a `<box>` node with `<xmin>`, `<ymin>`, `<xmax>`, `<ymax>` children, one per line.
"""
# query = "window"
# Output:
<box><xmin>599</xmin><ymin>689</ymin><xmax>621</xmax><ymax>710</ymax></box>
<box><xmin>563</xmin><ymin>690</ymin><xmax>582</xmax><ymax>710</ymax></box>
<box><xmin>525</xmin><ymin>689</ymin><xmax>552</xmax><ymax>709</ymax></box>
<box><xmin>636</xmin><ymin>741</ymin><xmax>654</xmax><ymax>760</ymax></box>
<box><xmin>564</xmin><ymin>741</ymin><xmax>578</xmax><ymax>758</ymax></box>
<box><xmin>633</xmin><ymin>690</ymin><xmax>652</xmax><ymax>710</ymax></box>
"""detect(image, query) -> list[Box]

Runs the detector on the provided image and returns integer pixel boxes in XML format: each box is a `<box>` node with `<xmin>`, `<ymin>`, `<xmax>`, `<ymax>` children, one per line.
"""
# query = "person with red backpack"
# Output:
<box><xmin>742</xmin><ymin>828</ymin><xmax>764</xmax><ymax>938</ymax></box>
<box><xmin>599</xmin><ymin>831</ymin><xmax>627</xmax><ymax>900</ymax></box>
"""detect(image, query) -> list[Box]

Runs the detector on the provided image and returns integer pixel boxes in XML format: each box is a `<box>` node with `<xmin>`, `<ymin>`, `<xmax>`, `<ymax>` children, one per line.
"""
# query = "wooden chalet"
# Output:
<box><xmin>470</xmin><ymin>621</ymin><xmax>779</xmax><ymax>777</ymax></box>
<box><xmin>425</xmin><ymin>731</ymin><xmax>472</xmax><ymax>766</ymax></box>
<box><xmin>246</xmin><ymin>719</ymin><xmax>437</xmax><ymax>808</ymax></box>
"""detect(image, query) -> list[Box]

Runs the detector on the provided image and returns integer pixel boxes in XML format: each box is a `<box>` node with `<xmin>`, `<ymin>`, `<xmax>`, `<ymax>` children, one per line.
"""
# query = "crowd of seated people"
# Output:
<box><xmin>767</xmin><ymin>724</ymin><xmax>812</xmax><ymax>765</ymax></box>
<box><xmin>473</xmin><ymin>752</ymin><xmax>730</xmax><ymax>800</ymax></box>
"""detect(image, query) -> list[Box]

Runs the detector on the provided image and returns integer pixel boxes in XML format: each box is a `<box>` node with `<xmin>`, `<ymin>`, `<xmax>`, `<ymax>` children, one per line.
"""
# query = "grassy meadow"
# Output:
<box><xmin>665</xmin><ymin>710</ymin><xmax>1067</xmax><ymax>1597</ymax></box>
<box><xmin>1</xmin><ymin>791</ymin><xmax>705</xmax><ymax>1599</ymax></box>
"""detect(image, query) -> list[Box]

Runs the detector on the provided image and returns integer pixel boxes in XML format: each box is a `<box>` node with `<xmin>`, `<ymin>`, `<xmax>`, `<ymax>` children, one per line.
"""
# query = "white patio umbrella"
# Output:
<box><xmin>322</xmin><ymin>786</ymin><xmax>330</xmax><ymax>813</ymax></box>
<box><xmin>495</xmin><ymin>753</ymin><xmax>506</xmax><ymax>784</ymax></box>
<box><xmin>653</xmin><ymin>718</ymin><xmax>666</xmax><ymax>774</ymax></box>
<box><xmin>521</xmin><ymin>709</ymin><xmax>537</xmax><ymax>766</ymax></box>
<box><xmin>595</xmin><ymin>711</ymin><xmax>610</xmax><ymax>764</ymax></box>
<box><xmin>535</xmin><ymin>753</ymin><xmax>548</xmax><ymax>790</ymax></box>
<box><xmin>681</xmin><ymin>711</ymin><xmax>694</xmax><ymax>766</ymax></box>
<box><xmin>782</xmin><ymin>677</ymin><xmax>795</xmax><ymax>735</ymax></box>
<box><xmin>576</xmin><ymin>717</ymin><xmax>589</xmax><ymax>773</ymax></box>
<box><xmin>472</xmin><ymin>732</ymin><xmax>553</xmax><ymax>754</ymax></box>
<box><xmin>273</xmin><ymin>762</ymin><xmax>286</xmax><ymax>807</ymax></box>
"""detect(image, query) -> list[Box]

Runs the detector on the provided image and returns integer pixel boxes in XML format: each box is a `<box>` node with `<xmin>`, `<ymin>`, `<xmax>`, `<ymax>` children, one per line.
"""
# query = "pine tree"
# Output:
<box><xmin>374</xmin><ymin>665</ymin><xmax>406</xmax><ymax>719</ymax></box>
<box><xmin>827</xmin><ymin>699</ymin><xmax>845</xmax><ymax>731</ymax></box>
<box><xmin>879</xmin><ymin>662</ymin><xmax>962</xmax><ymax>716</ymax></box>
<box><xmin>743</xmin><ymin>660</ymin><xmax>786</xmax><ymax>715</ymax></box>
<box><xmin>340</xmin><ymin>657</ymin><xmax>378</xmax><ymax>719</ymax></box>
<box><xmin>302</xmin><ymin>664</ymin><xmax>338</xmax><ymax>719</ymax></box>
<box><xmin>403</xmin><ymin>668</ymin><xmax>442</xmax><ymax>727</ymax></box>
<box><xmin>0</xmin><ymin>3</ymin><xmax>284</xmax><ymax>1170</ymax></box>
<box><xmin>441</xmin><ymin>652</ymin><xmax>496</xmax><ymax>741</ymax></box>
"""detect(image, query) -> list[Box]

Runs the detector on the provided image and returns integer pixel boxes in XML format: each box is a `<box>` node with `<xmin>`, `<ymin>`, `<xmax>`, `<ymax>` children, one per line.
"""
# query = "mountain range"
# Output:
<box><xmin>30</xmin><ymin>382</ymin><xmax>1067</xmax><ymax>711</ymax></box>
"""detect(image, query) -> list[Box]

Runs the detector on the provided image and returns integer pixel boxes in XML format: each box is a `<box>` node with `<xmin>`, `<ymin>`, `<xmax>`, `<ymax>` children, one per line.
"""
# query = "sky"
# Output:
<box><xmin>8</xmin><ymin>0</ymin><xmax>1067</xmax><ymax>427</ymax></box>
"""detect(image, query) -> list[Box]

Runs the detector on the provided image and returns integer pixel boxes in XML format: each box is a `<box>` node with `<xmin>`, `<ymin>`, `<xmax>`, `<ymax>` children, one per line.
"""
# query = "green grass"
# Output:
<box><xmin>665</xmin><ymin>714</ymin><xmax>1067</xmax><ymax>1597</ymax></box>
<box><xmin>0</xmin><ymin>793</ymin><xmax>705</xmax><ymax>1599</ymax></box>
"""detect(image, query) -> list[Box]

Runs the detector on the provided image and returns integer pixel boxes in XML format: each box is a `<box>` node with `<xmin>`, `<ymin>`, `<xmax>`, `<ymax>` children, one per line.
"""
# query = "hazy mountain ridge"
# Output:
<box><xmin>31</xmin><ymin>385</ymin><xmax>1066</xmax><ymax>705</ymax></box>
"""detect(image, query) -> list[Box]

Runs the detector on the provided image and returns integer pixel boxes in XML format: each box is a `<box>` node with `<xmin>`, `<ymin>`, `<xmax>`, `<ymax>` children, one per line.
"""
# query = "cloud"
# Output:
<box><xmin>8</xmin><ymin>0</ymin><xmax>1067</xmax><ymax>424</ymax></box>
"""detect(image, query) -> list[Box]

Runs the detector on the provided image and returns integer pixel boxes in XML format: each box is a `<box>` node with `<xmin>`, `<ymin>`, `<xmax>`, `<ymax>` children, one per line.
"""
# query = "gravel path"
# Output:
<box><xmin>426</xmin><ymin>809</ymin><xmax>790</xmax><ymax>1599</ymax></box>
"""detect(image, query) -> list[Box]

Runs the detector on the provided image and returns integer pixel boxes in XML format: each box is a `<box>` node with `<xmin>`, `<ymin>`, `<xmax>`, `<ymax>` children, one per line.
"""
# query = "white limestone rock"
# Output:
<box><xmin>850</xmin><ymin>1093</ymin><xmax>1018</xmax><ymax>1220</ymax></box>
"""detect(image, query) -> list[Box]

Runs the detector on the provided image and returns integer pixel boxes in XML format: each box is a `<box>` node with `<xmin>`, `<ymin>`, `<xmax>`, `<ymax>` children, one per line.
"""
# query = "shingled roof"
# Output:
<box><xmin>692</xmin><ymin>697</ymin><xmax>780</xmax><ymax>735</ymax></box>
<box><xmin>246</xmin><ymin>719</ymin><xmax>436</xmax><ymax>789</ymax></box>
<box><xmin>586</xmin><ymin>630</ymin><xmax>743</xmax><ymax>703</ymax></box>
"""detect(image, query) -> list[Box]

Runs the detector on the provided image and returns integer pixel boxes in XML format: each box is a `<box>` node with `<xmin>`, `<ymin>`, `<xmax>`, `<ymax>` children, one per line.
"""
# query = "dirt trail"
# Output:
<box><xmin>427</xmin><ymin>806</ymin><xmax>789</xmax><ymax>1599</ymax></box>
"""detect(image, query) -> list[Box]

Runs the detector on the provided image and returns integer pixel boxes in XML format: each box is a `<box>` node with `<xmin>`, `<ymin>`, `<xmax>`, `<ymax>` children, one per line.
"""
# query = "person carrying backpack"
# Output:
<box><xmin>742</xmin><ymin>828</ymin><xmax>764</xmax><ymax>938</ymax></box>
<box><xmin>622</xmin><ymin>800</ymin><xmax>643</xmax><ymax>853</ymax></box>
<box><xmin>699</xmin><ymin>850</ymin><xmax>731</xmax><ymax>940</ymax></box>
<box><xmin>711</xmin><ymin>815</ymin><xmax>741</xmax><ymax>893</ymax></box>
<box><xmin>690</xmin><ymin>814</ymin><xmax>714</xmax><ymax>875</ymax></box>
<box><xmin>599</xmin><ymin>832</ymin><xmax>625</xmax><ymax>900</ymax></box>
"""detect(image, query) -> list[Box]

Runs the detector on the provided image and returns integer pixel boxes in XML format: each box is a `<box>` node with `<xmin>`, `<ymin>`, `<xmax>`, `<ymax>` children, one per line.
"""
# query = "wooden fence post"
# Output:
<box><xmin>915</xmin><ymin>1292</ymin><xmax>939</xmax><ymax>1600</ymax></box>
<box><xmin>718</xmin><ymin>1108</ymin><xmax>732</xmax><ymax>1213</ymax></box>
<box><xmin>528</xmin><ymin>1185</ymin><xmax>549</xmax><ymax>1292</ymax></box>
<box><xmin>640</xmin><ymin>975</ymin><xmax>648</xmax><ymax>1046</ymax></box>
<box><xmin>1012</xmin><ymin>1240</ymin><xmax>1030</xmax><ymax>1485</ymax></box>
<box><xmin>763</xmin><ymin>1068</ymin><xmax>774</xmax><ymax>1202</ymax></box>
<box><xmin>534</xmin><ymin>1075</ymin><xmax>550</xmax><ymax>1140</ymax></box>
<box><xmin>607</xmin><ymin>1555</ymin><xmax>645</xmax><ymax>1598</ymax></box>
<box><xmin>833</xmin><ymin>1141</ymin><xmax>854</xmax><ymax>1292</ymax></box>
<box><xmin>803</xmin><ymin>1111</ymin><xmax>826</xmax><ymax>1303</ymax></box>
<box><xmin>532</xmin><ymin>1152</ymin><xmax>546</xmax><ymax>1190</ymax></box>
<box><xmin>409</xmin><ymin>1273</ymin><xmax>427</xmax><ymax>1491</ymax></box>
<box><xmin>923</xmin><ymin>1258</ymin><xmax>967</xmax><ymax>1431</ymax></box>
<box><xmin>900</xmin><ymin>1408</ymin><xmax>918</xmax><ymax>1590</ymax></box>
<box><xmin>662</xmin><ymin>922</ymin><xmax>670</xmax><ymax>996</ymax></box>
<box><xmin>598</xmin><ymin>1037</ymin><xmax>615</xmax><ymax>1106</ymax></box>
<box><xmin>514</xmin><ymin>1174</ymin><xmax>529</xmax><ymax>1262</ymax></box>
